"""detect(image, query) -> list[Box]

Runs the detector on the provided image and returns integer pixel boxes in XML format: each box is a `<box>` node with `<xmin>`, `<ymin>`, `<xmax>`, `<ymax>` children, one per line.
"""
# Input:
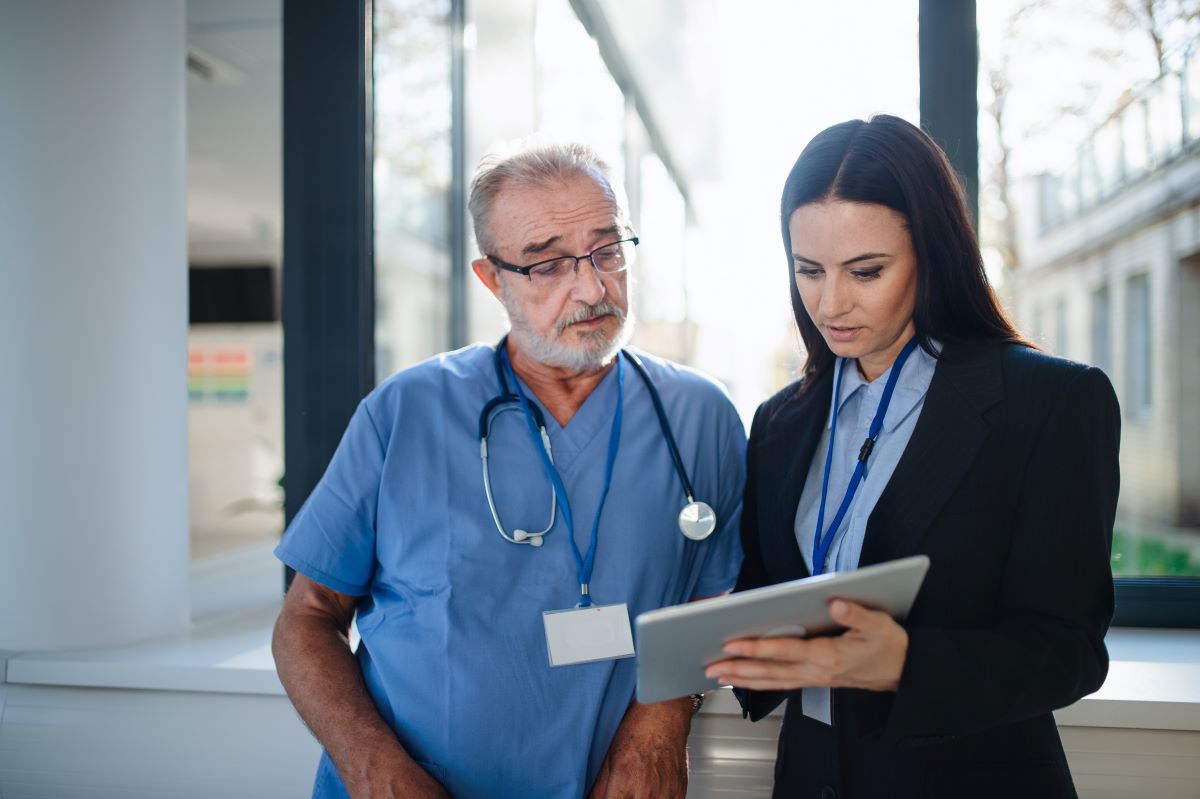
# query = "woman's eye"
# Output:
<box><xmin>795</xmin><ymin>267</ymin><xmax>822</xmax><ymax>278</ymax></box>
<box><xmin>852</xmin><ymin>268</ymin><xmax>883</xmax><ymax>280</ymax></box>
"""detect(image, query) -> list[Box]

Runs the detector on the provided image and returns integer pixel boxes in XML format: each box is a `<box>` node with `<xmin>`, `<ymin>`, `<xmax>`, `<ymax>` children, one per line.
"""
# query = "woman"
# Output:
<box><xmin>705</xmin><ymin>115</ymin><xmax>1120</xmax><ymax>798</ymax></box>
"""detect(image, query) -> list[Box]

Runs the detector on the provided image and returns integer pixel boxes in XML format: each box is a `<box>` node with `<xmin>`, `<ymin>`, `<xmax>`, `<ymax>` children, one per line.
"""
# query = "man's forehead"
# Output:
<box><xmin>491</xmin><ymin>178</ymin><xmax>622</xmax><ymax>251</ymax></box>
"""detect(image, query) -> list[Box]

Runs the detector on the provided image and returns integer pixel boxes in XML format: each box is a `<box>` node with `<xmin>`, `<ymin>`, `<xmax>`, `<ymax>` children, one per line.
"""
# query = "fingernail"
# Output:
<box><xmin>723</xmin><ymin>642</ymin><xmax>743</xmax><ymax>655</ymax></box>
<box><xmin>830</xmin><ymin>600</ymin><xmax>847</xmax><ymax>616</ymax></box>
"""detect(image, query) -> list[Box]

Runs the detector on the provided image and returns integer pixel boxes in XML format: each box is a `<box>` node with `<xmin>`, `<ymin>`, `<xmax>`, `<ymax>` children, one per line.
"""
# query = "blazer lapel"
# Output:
<box><xmin>756</xmin><ymin>371</ymin><xmax>833</xmax><ymax>582</ymax></box>
<box><xmin>860</xmin><ymin>340</ymin><xmax>1005</xmax><ymax>566</ymax></box>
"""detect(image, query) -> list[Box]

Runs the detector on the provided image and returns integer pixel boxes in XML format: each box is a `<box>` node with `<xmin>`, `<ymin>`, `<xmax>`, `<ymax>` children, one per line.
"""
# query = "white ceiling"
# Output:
<box><xmin>186</xmin><ymin>0</ymin><xmax>281</xmax><ymax>265</ymax></box>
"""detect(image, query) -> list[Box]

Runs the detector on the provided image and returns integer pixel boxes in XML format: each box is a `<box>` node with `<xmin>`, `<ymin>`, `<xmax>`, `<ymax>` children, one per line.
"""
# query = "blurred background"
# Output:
<box><xmin>2</xmin><ymin>1</ymin><xmax>1199</xmax><ymax>796</ymax></box>
<box><xmin>180</xmin><ymin>0</ymin><xmax>1200</xmax><ymax>576</ymax></box>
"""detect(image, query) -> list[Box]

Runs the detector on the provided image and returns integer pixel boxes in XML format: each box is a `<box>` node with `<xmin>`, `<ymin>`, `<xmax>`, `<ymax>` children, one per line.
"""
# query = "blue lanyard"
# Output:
<box><xmin>812</xmin><ymin>337</ymin><xmax>920</xmax><ymax>576</ymax></box>
<box><xmin>500</xmin><ymin>349</ymin><xmax>624</xmax><ymax>607</ymax></box>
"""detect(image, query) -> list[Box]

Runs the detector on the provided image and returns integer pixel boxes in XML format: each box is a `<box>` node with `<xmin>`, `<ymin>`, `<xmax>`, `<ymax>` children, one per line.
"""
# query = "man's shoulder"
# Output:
<box><xmin>365</xmin><ymin>343</ymin><xmax>494</xmax><ymax>414</ymax></box>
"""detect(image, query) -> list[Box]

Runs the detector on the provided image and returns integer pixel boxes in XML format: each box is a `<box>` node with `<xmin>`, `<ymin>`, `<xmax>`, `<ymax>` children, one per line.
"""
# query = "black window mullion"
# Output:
<box><xmin>281</xmin><ymin>0</ymin><xmax>375</xmax><ymax>590</ymax></box>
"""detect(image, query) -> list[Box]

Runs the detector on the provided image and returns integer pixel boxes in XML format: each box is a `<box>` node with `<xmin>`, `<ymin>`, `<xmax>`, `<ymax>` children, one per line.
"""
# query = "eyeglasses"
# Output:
<box><xmin>487</xmin><ymin>236</ymin><xmax>639</xmax><ymax>286</ymax></box>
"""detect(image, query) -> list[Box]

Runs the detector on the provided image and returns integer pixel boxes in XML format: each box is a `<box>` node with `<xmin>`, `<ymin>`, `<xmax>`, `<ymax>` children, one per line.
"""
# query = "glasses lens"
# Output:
<box><xmin>528</xmin><ymin>257</ymin><xmax>576</xmax><ymax>282</ymax></box>
<box><xmin>590</xmin><ymin>241</ymin><xmax>632</xmax><ymax>273</ymax></box>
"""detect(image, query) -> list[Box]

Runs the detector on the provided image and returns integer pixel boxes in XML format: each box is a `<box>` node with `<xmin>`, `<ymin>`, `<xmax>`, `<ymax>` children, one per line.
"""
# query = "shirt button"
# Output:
<box><xmin>820</xmin><ymin>786</ymin><xmax>838</xmax><ymax>799</ymax></box>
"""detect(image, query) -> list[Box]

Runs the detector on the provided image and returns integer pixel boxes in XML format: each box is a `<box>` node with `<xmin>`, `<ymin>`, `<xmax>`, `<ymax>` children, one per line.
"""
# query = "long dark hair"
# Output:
<box><xmin>781</xmin><ymin>115</ymin><xmax>1027</xmax><ymax>386</ymax></box>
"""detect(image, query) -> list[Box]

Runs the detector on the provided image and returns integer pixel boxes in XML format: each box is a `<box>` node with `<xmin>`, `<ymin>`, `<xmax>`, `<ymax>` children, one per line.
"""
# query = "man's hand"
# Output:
<box><xmin>704</xmin><ymin>599</ymin><xmax>908</xmax><ymax>692</ymax></box>
<box><xmin>339</xmin><ymin>747</ymin><xmax>451</xmax><ymax>799</ymax></box>
<box><xmin>587</xmin><ymin>697</ymin><xmax>694</xmax><ymax>799</ymax></box>
<box><xmin>273</xmin><ymin>575</ymin><xmax>453</xmax><ymax>799</ymax></box>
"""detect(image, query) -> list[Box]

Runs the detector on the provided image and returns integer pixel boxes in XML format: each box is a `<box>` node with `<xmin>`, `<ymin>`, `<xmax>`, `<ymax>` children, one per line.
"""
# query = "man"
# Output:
<box><xmin>272</xmin><ymin>142</ymin><xmax>746</xmax><ymax>798</ymax></box>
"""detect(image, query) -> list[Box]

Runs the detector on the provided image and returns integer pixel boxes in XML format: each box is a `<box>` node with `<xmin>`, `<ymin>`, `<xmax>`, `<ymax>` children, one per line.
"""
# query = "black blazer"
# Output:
<box><xmin>735</xmin><ymin>340</ymin><xmax>1121</xmax><ymax>799</ymax></box>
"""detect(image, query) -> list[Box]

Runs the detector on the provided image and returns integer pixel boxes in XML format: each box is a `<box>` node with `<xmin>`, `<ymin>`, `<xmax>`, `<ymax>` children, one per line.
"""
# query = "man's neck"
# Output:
<box><xmin>506</xmin><ymin>339</ymin><xmax>617</xmax><ymax>427</ymax></box>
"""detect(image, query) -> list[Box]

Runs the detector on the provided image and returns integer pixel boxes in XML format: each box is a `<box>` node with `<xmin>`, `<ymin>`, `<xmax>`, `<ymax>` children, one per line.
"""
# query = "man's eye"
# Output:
<box><xmin>531</xmin><ymin>259</ymin><xmax>572</xmax><ymax>278</ymax></box>
<box><xmin>593</xmin><ymin>248</ymin><xmax>622</xmax><ymax>265</ymax></box>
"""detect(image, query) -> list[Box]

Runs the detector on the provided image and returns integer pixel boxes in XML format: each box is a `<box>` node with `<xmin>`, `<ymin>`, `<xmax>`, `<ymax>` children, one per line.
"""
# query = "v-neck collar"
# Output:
<box><xmin>510</xmin><ymin>355</ymin><xmax>623</xmax><ymax>469</ymax></box>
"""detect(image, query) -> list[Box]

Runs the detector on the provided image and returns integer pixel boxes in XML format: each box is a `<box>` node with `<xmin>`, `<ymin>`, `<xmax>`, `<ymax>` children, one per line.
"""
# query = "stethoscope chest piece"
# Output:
<box><xmin>678</xmin><ymin>500</ymin><xmax>716</xmax><ymax>541</ymax></box>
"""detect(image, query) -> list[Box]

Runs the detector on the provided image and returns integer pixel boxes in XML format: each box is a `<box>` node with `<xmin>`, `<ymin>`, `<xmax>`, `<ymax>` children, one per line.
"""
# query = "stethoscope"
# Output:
<box><xmin>480</xmin><ymin>337</ymin><xmax>716</xmax><ymax>549</ymax></box>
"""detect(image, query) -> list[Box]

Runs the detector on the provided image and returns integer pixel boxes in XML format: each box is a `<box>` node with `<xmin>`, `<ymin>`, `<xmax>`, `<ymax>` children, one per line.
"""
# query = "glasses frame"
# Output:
<box><xmin>486</xmin><ymin>236</ymin><xmax>639</xmax><ymax>281</ymax></box>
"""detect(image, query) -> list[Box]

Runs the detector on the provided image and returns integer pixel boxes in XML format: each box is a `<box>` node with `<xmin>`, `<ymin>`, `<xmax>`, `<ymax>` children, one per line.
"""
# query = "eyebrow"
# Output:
<box><xmin>520</xmin><ymin>226</ymin><xmax>623</xmax><ymax>257</ymax></box>
<box><xmin>793</xmin><ymin>252</ymin><xmax>893</xmax><ymax>267</ymax></box>
<box><xmin>521</xmin><ymin>236</ymin><xmax>561</xmax><ymax>257</ymax></box>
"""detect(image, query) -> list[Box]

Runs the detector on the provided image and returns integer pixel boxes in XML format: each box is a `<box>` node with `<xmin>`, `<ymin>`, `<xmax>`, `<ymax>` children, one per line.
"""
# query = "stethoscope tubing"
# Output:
<box><xmin>480</xmin><ymin>336</ymin><xmax>712</xmax><ymax>548</ymax></box>
<box><xmin>621</xmin><ymin>350</ymin><xmax>697</xmax><ymax>503</ymax></box>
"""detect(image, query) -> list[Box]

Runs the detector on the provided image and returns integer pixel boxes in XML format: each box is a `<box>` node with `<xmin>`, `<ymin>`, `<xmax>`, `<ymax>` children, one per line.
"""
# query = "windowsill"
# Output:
<box><xmin>694</xmin><ymin>627</ymin><xmax>1200</xmax><ymax>732</ymax></box>
<box><xmin>4</xmin><ymin>544</ymin><xmax>1200</xmax><ymax>731</ymax></box>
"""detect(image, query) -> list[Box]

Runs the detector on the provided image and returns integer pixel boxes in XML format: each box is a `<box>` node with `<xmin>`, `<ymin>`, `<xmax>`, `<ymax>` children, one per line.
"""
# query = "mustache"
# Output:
<box><xmin>556</xmin><ymin>302</ymin><xmax>625</xmax><ymax>336</ymax></box>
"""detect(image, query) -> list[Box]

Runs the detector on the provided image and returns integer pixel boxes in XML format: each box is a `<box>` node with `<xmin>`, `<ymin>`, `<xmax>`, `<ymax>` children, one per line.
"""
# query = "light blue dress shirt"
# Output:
<box><xmin>793</xmin><ymin>341</ymin><xmax>939</xmax><ymax>722</ymax></box>
<box><xmin>275</xmin><ymin>343</ymin><xmax>746</xmax><ymax>799</ymax></box>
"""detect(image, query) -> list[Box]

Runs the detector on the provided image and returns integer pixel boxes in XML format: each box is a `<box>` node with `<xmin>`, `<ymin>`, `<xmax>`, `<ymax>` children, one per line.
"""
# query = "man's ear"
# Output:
<box><xmin>471</xmin><ymin>258</ymin><xmax>504</xmax><ymax>300</ymax></box>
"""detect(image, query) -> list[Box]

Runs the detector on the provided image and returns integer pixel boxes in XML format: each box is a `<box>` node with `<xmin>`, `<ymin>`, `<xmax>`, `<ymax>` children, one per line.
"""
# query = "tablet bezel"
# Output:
<box><xmin>634</xmin><ymin>555</ymin><xmax>931</xmax><ymax>704</ymax></box>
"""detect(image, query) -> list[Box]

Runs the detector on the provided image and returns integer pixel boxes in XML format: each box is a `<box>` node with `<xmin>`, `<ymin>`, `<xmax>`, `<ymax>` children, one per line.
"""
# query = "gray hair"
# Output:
<box><xmin>468</xmin><ymin>142</ymin><xmax>627</xmax><ymax>256</ymax></box>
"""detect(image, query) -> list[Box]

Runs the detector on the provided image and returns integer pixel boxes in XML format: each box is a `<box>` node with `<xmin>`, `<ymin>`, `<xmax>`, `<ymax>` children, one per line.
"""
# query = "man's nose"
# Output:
<box><xmin>569</xmin><ymin>258</ymin><xmax>607</xmax><ymax>304</ymax></box>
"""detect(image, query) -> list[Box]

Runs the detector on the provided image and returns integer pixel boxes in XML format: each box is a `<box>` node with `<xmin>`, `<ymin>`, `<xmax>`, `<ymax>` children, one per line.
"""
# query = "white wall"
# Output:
<box><xmin>0</xmin><ymin>0</ymin><xmax>191</xmax><ymax>651</ymax></box>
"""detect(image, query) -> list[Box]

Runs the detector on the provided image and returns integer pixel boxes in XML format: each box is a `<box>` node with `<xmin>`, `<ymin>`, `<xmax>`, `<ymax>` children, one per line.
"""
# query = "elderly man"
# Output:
<box><xmin>272</xmin><ymin>142</ymin><xmax>745</xmax><ymax>798</ymax></box>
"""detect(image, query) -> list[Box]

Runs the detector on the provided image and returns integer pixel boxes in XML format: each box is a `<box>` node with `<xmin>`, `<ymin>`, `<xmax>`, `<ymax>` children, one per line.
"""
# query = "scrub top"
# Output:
<box><xmin>275</xmin><ymin>343</ymin><xmax>746</xmax><ymax>799</ymax></box>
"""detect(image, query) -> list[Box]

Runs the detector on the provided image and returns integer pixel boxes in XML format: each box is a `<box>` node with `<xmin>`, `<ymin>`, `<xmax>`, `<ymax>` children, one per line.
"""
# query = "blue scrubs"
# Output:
<box><xmin>275</xmin><ymin>343</ymin><xmax>746</xmax><ymax>799</ymax></box>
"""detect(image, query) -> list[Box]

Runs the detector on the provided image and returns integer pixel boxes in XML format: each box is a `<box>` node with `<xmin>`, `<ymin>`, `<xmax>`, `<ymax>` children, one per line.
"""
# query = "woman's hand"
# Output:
<box><xmin>704</xmin><ymin>600</ymin><xmax>909</xmax><ymax>692</ymax></box>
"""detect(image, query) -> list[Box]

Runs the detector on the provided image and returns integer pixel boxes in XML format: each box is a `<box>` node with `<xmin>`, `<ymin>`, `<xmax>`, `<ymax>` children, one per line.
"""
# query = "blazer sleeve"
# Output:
<box><xmin>879</xmin><ymin>365</ymin><xmax>1120</xmax><ymax>744</ymax></box>
<box><xmin>734</xmin><ymin>400</ymin><xmax>794</xmax><ymax>722</ymax></box>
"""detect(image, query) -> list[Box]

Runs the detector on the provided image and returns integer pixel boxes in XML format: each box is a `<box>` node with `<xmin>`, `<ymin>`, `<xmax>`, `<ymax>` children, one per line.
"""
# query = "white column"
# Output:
<box><xmin>0</xmin><ymin>0</ymin><xmax>190</xmax><ymax>650</ymax></box>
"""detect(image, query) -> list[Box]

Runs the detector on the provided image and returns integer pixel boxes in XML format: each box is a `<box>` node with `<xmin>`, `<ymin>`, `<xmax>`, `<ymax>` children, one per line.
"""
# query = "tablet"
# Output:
<box><xmin>634</xmin><ymin>555</ymin><xmax>930</xmax><ymax>704</ymax></box>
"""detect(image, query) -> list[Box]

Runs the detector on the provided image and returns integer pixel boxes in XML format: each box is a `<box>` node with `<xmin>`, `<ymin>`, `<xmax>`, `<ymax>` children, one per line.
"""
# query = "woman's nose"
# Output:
<box><xmin>819</xmin><ymin>274</ymin><xmax>851</xmax><ymax>318</ymax></box>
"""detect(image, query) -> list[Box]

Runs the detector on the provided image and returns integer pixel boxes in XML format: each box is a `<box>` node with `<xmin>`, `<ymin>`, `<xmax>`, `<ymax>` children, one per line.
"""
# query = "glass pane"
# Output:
<box><xmin>980</xmin><ymin>0</ymin><xmax>1200</xmax><ymax>578</ymax></box>
<box><xmin>1091</xmin><ymin>285</ymin><xmax>1111</xmax><ymax>376</ymax></box>
<box><xmin>374</xmin><ymin>0</ymin><xmax>453</xmax><ymax>380</ymax></box>
<box><xmin>1125</xmin><ymin>272</ymin><xmax>1152</xmax><ymax>418</ymax></box>
<box><xmin>534</xmin><ymin>0</ymin><xmax>626</xmax><ymax>173</ymax></box>
<box><xmin>1188</xmin><ymin>51</ymin><xmax>1200</xmax><ymax>141</ymax></box>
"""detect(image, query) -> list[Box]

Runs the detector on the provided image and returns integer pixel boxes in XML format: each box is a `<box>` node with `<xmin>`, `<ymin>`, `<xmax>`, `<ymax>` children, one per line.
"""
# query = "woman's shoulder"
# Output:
<box><xmin>979</xmin><ymin>340</ymin><xmax>1118</xmax><ymax>412</ymax></box>
<box><xmin>993</xmin><ymin>342</ymin><xmax>1112</xmax><ymax>393</ymax></box>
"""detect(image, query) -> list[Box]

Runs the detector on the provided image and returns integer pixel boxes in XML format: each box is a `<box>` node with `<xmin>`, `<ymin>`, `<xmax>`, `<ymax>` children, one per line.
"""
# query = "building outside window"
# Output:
<box><xmin>374</xmin><ymin>0</ymin><xmax>454</xmax><ymax>380</ymax></box>
<box><xmin>1091</xmin><ymin>284</ymin><xmax>1111</xmax><ymax>376</ymax></box>
<box><xmin>980</xmin><ymin>0</ymin><xmax>1200</xmax><ymax>581</ymax></box>
<box><xmin>1125</xmin><ymin>271</ymin><xmax>1153</xmax><ymax>421</ymax></box>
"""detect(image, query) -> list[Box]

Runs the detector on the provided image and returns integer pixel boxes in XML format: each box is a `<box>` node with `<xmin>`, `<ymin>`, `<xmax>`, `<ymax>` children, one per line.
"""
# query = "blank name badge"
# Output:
<box><xmin>543</xmin><ymin>603</ymin><xmax>636</xmax><ymax>667</ymax></box>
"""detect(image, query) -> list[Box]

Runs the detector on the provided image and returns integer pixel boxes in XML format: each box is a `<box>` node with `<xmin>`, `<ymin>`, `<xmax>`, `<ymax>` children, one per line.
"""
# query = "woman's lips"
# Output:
<box><xmin>824</xmin><ymin>325</ymin><xmax>861</xmax><ymax>342</ymax></box>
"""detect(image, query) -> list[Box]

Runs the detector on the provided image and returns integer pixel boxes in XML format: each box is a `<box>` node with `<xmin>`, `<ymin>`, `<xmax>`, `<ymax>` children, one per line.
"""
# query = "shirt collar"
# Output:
<box><xmin>826</xmin><ymin>339</ymin><xmax>942</xmax><ymax>433</ymax></box>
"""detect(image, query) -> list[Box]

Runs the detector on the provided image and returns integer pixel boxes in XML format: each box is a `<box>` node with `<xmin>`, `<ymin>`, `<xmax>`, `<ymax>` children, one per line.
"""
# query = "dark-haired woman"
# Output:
<box><xmin>705</xmin><ymin>115</ymin><xmax>1120</xmax><ymax>799</ymax></box>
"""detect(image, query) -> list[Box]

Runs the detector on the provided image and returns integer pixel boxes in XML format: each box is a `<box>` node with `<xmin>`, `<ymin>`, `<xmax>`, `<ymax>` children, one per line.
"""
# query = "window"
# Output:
<box><xmin>1091</xmin><ymin>284</ymin><xmax>1111</xmax><ymax>375</ymax></box>
<box><xmin>1054</xmin><ymin>297</ymin><xmax>1070</xmax><ymax>358</ymax></box>
<box><xmin>374</xmin><ymin>0</ymin><xmax>455</xmax><ymax>379</ymax></box>
<box><xmin>1125</xmin><ymin>272</ymin><xmax>1153</xmax><ymax>420</ymax></box>
<box><xmin>979</xmin><ymin>0</ymin><xmax>1200</xmax><ymax>618</ymax></box>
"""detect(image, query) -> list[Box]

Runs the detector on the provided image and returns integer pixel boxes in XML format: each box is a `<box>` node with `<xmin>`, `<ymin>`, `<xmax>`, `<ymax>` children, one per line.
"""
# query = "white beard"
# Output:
<box><xmin>500</xmin><ymin>281</ymin><xmax>634</xmax><ymax>373</ymax></box>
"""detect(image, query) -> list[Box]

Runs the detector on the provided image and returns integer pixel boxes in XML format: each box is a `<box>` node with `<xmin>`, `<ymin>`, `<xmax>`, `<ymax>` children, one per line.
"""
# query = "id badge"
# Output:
<box><xmin>543</xmin><ymin>603</ymin><xmax>636</xmax><ymax>667</ymax></box>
